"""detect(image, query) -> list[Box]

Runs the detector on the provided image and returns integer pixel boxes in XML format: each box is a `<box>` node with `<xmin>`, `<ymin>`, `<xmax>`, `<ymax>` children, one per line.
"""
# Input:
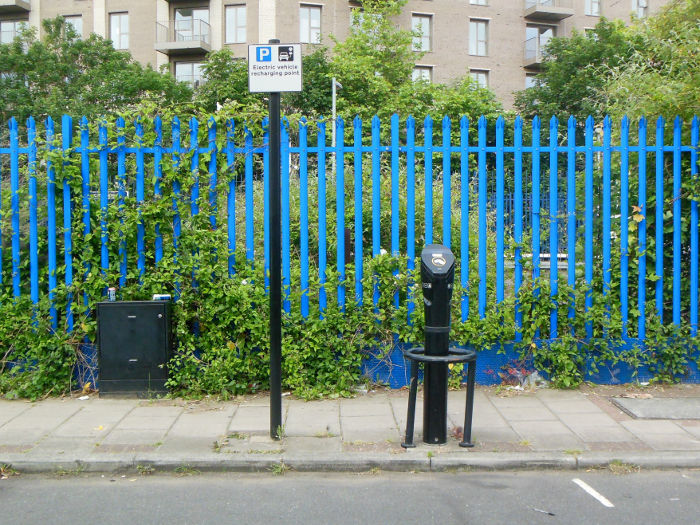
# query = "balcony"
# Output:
<box><xmin>523</xmin><ymin>36</ymin><xmax>545</xmax><ymax>68</ymax></box>
<box><xmin>524</xmin><ymin>0</ymin><xmax>574</xmax><ymax>21</ymax></box>
<box><xmin>155</xmin><ymin>19</ymin><xmax>211</xmax><ymax>56</ymax></box>
<box><xmin>0</xmin><ymin>0</ymin><xmax>30</xmax><ymax>14</ymax></box>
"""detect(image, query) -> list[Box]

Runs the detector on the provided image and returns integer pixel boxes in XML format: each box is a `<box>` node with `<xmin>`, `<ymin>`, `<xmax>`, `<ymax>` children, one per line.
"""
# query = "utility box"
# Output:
<box><xmin>97</xmin><ymin>301</ymin><xmax>172</xmax><ymax>396</ymax></box>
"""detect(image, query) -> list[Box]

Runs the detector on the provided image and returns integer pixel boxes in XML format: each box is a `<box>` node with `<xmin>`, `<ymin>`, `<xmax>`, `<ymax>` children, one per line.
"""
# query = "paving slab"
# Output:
<box><xmin>612</xmin><ymin>397</ymin><xmax>700</xmax><ymax>419</ymax></box>
<box><xmin>228</xmin><ymin>405</ymin><xmax>269</xmax><ymax>434</ymax></box>
<box><xmin>284</xmin><ymin>401</ymin><xmax>340</xmax><ymax>437</ymax></box>
<box><xmin>509</xmin><ymin>420</ymin><xmax>584</xmax><ymax>451</ymax></box>
<box><xmin>621</xmin><ymin>420</ymin><xmax>700</xmax><ymax>450</ymax></box>
<box><xmin>0</xmin><ymin>401</ymin><xmax>32</xmax><ymax>426</ymax></box>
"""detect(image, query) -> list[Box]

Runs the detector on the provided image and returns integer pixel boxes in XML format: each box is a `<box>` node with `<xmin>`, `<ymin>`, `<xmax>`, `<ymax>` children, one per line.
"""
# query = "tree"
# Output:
<box><xmin>514</xmin><ymin>19</ymin><xmax>639</xmax><ymax>121</ymax></box>
<box><xmin>602</xmin><ymin>0</ymin><xmax>700</xmax><ymax>122</ymax></box>
<box><xmin>0</xmin><ymin>17</ymin><xmax>191</xmax><ymax>124</ymax></box>
<box><xmin>282</xmin><ymin>46</ymin><xmax>333</xmax><ymax>117</ymax></box>
<box><xmin>329</xmin><ymin>0</ymin><xmax>419</xmax><ymax>121</ymax></box>
<box><xmin>193</xmin><ymin>48</ymin><xmax>264</xmax><ymax>114</ymax></box>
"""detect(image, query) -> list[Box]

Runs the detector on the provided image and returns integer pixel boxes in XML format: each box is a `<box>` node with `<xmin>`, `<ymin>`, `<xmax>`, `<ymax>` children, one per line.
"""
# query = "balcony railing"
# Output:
<box><xmin>155</xmin><ymin>19</ymin><xmax>211</xmax><ymax>55</ymax></box>
<box><xmin>523</xmin><ymin>36</ymin><xmax>546</xmax><ymax>68</ymax></box>
<box><xmin>524</xmin><ymin>0</ymin><xmax>574</xmax><ymax>21</ymax></box>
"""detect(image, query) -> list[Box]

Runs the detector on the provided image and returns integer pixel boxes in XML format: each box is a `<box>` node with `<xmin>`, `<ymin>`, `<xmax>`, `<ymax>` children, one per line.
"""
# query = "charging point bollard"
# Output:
<box><xmin>421</xmin><ymin>244</ymin><xmax>455</xmax><ymax>444</ymax></box>
<box><xmin>401</xmin><ymin>244</ymin><xmax>477</xmax><ymax>448</ymax></box>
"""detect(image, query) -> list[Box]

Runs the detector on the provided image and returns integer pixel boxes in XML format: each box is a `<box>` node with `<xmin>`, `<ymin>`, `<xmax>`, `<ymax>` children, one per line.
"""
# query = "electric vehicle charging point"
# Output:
<box><xmin>401</xmin><ymin>244</ymin><xmax>477</xmax><ymax>448</ymax></box>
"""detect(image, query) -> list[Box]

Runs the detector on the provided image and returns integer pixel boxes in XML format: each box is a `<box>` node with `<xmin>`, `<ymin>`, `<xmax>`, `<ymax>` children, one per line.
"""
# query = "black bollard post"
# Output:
<box><xmin>420</xmin><ymin>245</ymin><xmax>455</xmax><ymax>445</ymax></box>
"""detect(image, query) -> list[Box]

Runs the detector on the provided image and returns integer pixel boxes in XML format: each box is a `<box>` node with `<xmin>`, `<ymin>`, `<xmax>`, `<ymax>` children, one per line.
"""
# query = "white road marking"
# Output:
<box><xmin>572</xmin><ymin>478</ymin><xmax>615</xmax><ymax>508</ymax></box>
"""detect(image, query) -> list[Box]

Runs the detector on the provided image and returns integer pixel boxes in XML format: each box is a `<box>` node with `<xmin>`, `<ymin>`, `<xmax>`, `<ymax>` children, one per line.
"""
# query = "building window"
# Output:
<box><xmin>525</xmin><ymin>73</ymin><xmax>538</xmax><ymax>89</ymax></box>
<box><xmin>109</xmin><ymin>13</ymin><xmax>129</xmax><ymax>49</ymax></box>
<box><xmin>175</xmin><ymin>62</ymin><xmax>204</xmax><ymax>87</ymax></box>
<box><xmin>225</xmin><ymin>5</ymin><xmax>246</xmax><ymax>43</ymax></box>
<box><xmin>0</xmin><ymin>20</ymin><xmax>27</xmax><ymax>44</ymax></box>
<box><xmin>64</xmin><ymin>15</ymin><xmax>83</xmax><ymax>38</ymax></box>
<box><xmin>470</xmin><ymin>69</ymin><xmax>489</xmax><ymax>88</ymax></box>
<box><xmin>469</xmin><ymin>19</ymin><xmax>488</xmax><ymax>56</ymax></box>
<box><xmin>299</xmin><ymin>5</ymin><xmax>321</xmax><ymax>44</ymax></box>
<box><xmin>525</xmin><ymin>25</ymin><xmax>554</xmax><ymax>61</ymax></box>
<box><xmin>175</xmin><ymin>8</ymin><xmax>210</xmax><ymax>42</ymax></box>
<box><xmin>411</xmin><ymin>14</ymin><xmax>432</xmax><ymax>52</ymax></box>
<box><xmin>633</xmin><ymin>0</ymin><xmax>648</xmax><ymax>18</ymax></box>
<box><xmin>412</xmin><ymin>66</ymin><xmax>432</xmax><ymax>83</ymax></box>
<box><xmin>585</xmin><ymin>0</ymin><xmax>601</xmax><ymax>16</ymax></box>
<box><xmin>470</xmin><ymin>0</ymin><xmax>488</xmax><ymax>5</ymax></box>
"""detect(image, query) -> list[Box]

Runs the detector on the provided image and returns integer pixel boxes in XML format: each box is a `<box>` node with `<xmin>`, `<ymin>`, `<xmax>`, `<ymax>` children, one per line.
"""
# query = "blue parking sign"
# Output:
<box><xmin>256</xmin><ymin>46</ymin><xmax>272</xmax><ymax>62</ymax></box>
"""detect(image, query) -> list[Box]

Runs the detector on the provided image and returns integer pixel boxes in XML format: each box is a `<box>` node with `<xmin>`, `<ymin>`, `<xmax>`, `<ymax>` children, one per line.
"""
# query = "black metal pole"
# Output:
<box><xmin>268</xmin><ymin>40</ymin><xmax>282</xmax><ymax>440</ymax></box>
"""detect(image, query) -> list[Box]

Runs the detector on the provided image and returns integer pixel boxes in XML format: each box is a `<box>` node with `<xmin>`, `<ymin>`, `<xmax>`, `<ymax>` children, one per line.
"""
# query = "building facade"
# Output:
<box><xmin>0</xmin><ymin>0</ymin><xmax>669</xmax><ymax>107</ymax></box>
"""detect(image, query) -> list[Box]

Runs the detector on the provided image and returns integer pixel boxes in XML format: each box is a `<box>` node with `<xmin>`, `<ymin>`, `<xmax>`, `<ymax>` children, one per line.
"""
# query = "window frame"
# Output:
<box><xmin>0</xmin><ymin>19</ymin><xmax>28</xmax><ymax>45</ymax></box>
<box><xmin>469</xmin><ymin>18</ymin><xmax>488</xmax><ymax>56</ymax></box>
<box><xmin>175</xmin><ymin>61</ymin><xmax>204</xmax><ymax>87</ymax></box>
<box><xmin>412</xmin><ymin>65</ymin><xmax>433</xmax><ymax>83</ymax></box>
<box><xmin>585</xmin><ymin>0</ymin><xmax>601</xmax><ymax>16</ymax></box>
<box><xmin>109</xmin><ymin>12</ymin><xmax>129</xmax><ymax>50</ymax></box>
<box><xmin>299</xmin><ymin>4</ymin><xmax>322</xmax><ymax>44</ymax></box>
<box><xmin>411</xmin><ymin>13</ymin><xmax>432</xmax><ymax>52</ymax></box>
<box><xmin>63</xmin><ymin>15</ymin><xmax>83</xmax><ymax>38</ymax></box>
<box><xmin>225</xmin><ymin>4</ymin><xmax>247</xmax><ymax>44</ymax></box>
<box><xmin>469</xmin><ymin>69</ymin><xmax>489</xmax><ymax>89</ymax></box>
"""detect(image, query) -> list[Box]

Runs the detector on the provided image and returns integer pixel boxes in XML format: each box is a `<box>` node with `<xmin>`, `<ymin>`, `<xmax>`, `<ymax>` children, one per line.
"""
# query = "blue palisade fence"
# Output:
<box><xmin>0</xmin><ymin>113</ymin><xmax>699</xmax><ymax>387</ymax></box>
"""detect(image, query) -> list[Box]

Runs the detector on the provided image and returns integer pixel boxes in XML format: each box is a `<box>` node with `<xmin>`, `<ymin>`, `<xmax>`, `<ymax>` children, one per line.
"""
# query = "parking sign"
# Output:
<box><xmin>248</xmin><ymin>43</ymin><xmax>303</xmax><ymax>93</ymax></box>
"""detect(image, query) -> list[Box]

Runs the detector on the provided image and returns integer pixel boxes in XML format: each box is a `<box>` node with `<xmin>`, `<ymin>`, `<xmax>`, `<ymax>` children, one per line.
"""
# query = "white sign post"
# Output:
<box><xmin>248</xmin><ymin>43</ymin><xmax>303</xmax><ymax>93</ymax></box>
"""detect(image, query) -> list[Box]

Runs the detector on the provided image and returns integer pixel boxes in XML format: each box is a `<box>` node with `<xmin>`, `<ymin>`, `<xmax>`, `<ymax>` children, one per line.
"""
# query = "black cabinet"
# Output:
<box><xmin>97</xmin><ymin>301</ymin><xmax>172</xmax><ymax>396</ymax></box>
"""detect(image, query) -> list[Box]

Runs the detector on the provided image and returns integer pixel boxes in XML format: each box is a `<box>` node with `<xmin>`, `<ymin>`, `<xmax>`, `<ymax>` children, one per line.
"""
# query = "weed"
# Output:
<box><xmin>137</xmin><ymin>464</ymin><xmax>155</xmax><ymax>476</ymax></box>
<box><xmin>229</xmin><ymin>432</ymin><xmax>248</xmax><ymax>440</ymax></box>
<box><xmin>174</xmin><ymin>464</ymin><xmax>200</xmax><ymax>476</ymax></box>
<box><xmin>270</xmin><ymin>461</ymin><xmax>291</xmax><ymax>475</ymax></box>
<box><xmin>0</xmin><ymin>464</ymin><xmax>19</xmax><ymax>479</ymax></box>
<box><xmin>54</xmin><ymin>464</ymin><xmax>85</xmax><ymax>477</ymax></box>
<box><xmin>564</xmin><ymin>449</ymin><xmax>583</xmax><ymax>456</ymax></box>
<box><xmin>607</xmin><ymin>460</ymin><xmax>640</xmax><ymax>475</ymax></box>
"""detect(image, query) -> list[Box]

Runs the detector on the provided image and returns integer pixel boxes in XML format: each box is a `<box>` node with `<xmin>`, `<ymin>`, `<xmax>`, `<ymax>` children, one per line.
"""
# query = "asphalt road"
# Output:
<box><xmin>2</xmin><ymin>469</ymin><xmax>700</xmax><ymax>524</ymax></box>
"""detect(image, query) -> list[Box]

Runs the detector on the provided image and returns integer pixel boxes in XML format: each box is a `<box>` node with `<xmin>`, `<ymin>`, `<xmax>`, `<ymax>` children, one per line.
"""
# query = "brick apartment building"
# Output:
<box><xmin>0</xmin><ymin>0</ymin><xmax>669</xmax><ymax>108</ymax></box>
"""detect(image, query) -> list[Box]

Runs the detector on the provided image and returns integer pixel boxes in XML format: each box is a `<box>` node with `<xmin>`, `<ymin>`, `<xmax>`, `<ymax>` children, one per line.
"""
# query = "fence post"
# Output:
<box><xmin>99</xmin><ymin>120</ymin><xmax>109</xmax><ymax>285</ymax></box>
<box><xmin>353</xmin><ymin>115</ymin><xmax>363</xmax><ymax>306</ymax></box>
<box><xmin>406</xmin><ymin>116</ymin><xmax>416</xmax><ymax>322</ymax></box>
<box><xmin>208</xmin><ymin>117</ymin><xmax>217</xmax><ymax>228</ymax></box>
<box><xmin>136</xmin><ymin>118</ymin><xmax>145</xmax><ymax>284</ymax></box>
<box><xmin>566</xmin><ymin>116</ymin><xmax>577</xmax><ymax>324</ymax></box>
<box><xmin>460</xmin><ymin>116</ymin><xmax>470</xmax><ymax>323</ymax></box>
<box><xmin>226</xmin><ymin>118</ymin><xmax>235</xmax><ymax>275</ymax></box>
<box><xmin>62</xmin><ymin>115</ymin><xmax>74</xmax><ymax>331</ymax></box>
<box><xmin>336</xmin><ymin>117</ymin><xmax>346</xmax><ymax>311</ymax></box>
<box><xmin>654</xmin><ymin>116</ymin><xmax>665</xmax><ymax>320</ymax></box>
<box><xmin>391</xmin><ymin>114</ymin><xmax>400</xmax><ymax>309</ymax></box>
<box><xmin>425</xmin><ymin>115</ymin><xmax>433</xmax><ymax>246</ymax></box>
<box><xmin>27</xmin><ymin>117</ymin><xmax>38</xmax><ymax>305</ymax></box>
<box><xmin>442</xmin><ymin>115</ymin><xmax>452</xmax><ymax>249</ymax></box>
<box><xmin>637</xmin><ymin>117</ymin><xmax>648</xmax><ymax>340</ymax></box>
<box><xmin>673</xmin><ymin>116</ymin><xmax>682</xmax><ymax>325</ymax></box>
<box><xmin>46</xmin><ymin>117</ymin><xmax>58</xmax><ymax>329</ymax></box>
<box><xmin>9</xmin><ymin>118</ymin><xmax>21</xmax><ymax>299</ymax></box>
<box><xmin>584</xmin><ymin>116</ymin><xmax>594</xmax><ymax>339</ymax></box>
<box><xmin>371</xmin><ymin>115</ymin><xmax>381</xmax><ymax>307</ymax></box>
<box><xmin>514</xmin><ymin>117</ymin><xmax>523</xmax><ymax>338</ymax></box>
<box><xmin>620</xmin><ymin>116</ymin><xmax>630</xmax><ymax>338</ymax></box>
<box><xmin>691</xmin><ymin>116</ymin><xmax>699</xmax><ymax>335</ymax></box>
<box><xmin>154</xmin><ymin>116</ymin><xmax>164</xmax><ymax>265</ymax></box>
<box><xmin>318</xmin><ymin>119</ymin><xmax>327</xmax><ymax>314</ymax></box>
<box><xmin>549</xmin><ymin>116</ymin><xmax>558</xmax><ymax>338</ymax></box>
<box><xmin>80</xmin><ymin>116</ymin><xmax>91</xmax><ymax>309</ymax></box>
<box><xmin>496</xmin><ymin>116</ymin><xmax>504</xmax><ymax>304</ymax></box>
<box><xmin>602</xmin><ymin>116</ymin><xmax>612</xmax><ymax>314</ymax></box>
<box><xmin>299</xmin><ymin>117</ymin><xmax>309</xmax><ymax>318</ymax></box>
<box><xmin>478</xmin><ymin>115</ymin><xmax>487</xmax><ymax>319</ymax></box>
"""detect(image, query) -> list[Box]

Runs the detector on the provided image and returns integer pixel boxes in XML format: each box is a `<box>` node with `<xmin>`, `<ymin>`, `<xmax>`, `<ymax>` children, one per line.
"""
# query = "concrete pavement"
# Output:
<box><xmin>2</xmin><ymin>386</ymin><xmax>700</xmax><ymax>474</ymax></box>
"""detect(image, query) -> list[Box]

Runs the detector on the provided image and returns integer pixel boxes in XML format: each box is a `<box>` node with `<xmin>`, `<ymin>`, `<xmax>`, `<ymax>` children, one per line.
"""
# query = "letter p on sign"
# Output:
<box><xmin>257</xmin><ymin>47</ymin><xmax>272</xmax><ymax>61</ymax></box>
